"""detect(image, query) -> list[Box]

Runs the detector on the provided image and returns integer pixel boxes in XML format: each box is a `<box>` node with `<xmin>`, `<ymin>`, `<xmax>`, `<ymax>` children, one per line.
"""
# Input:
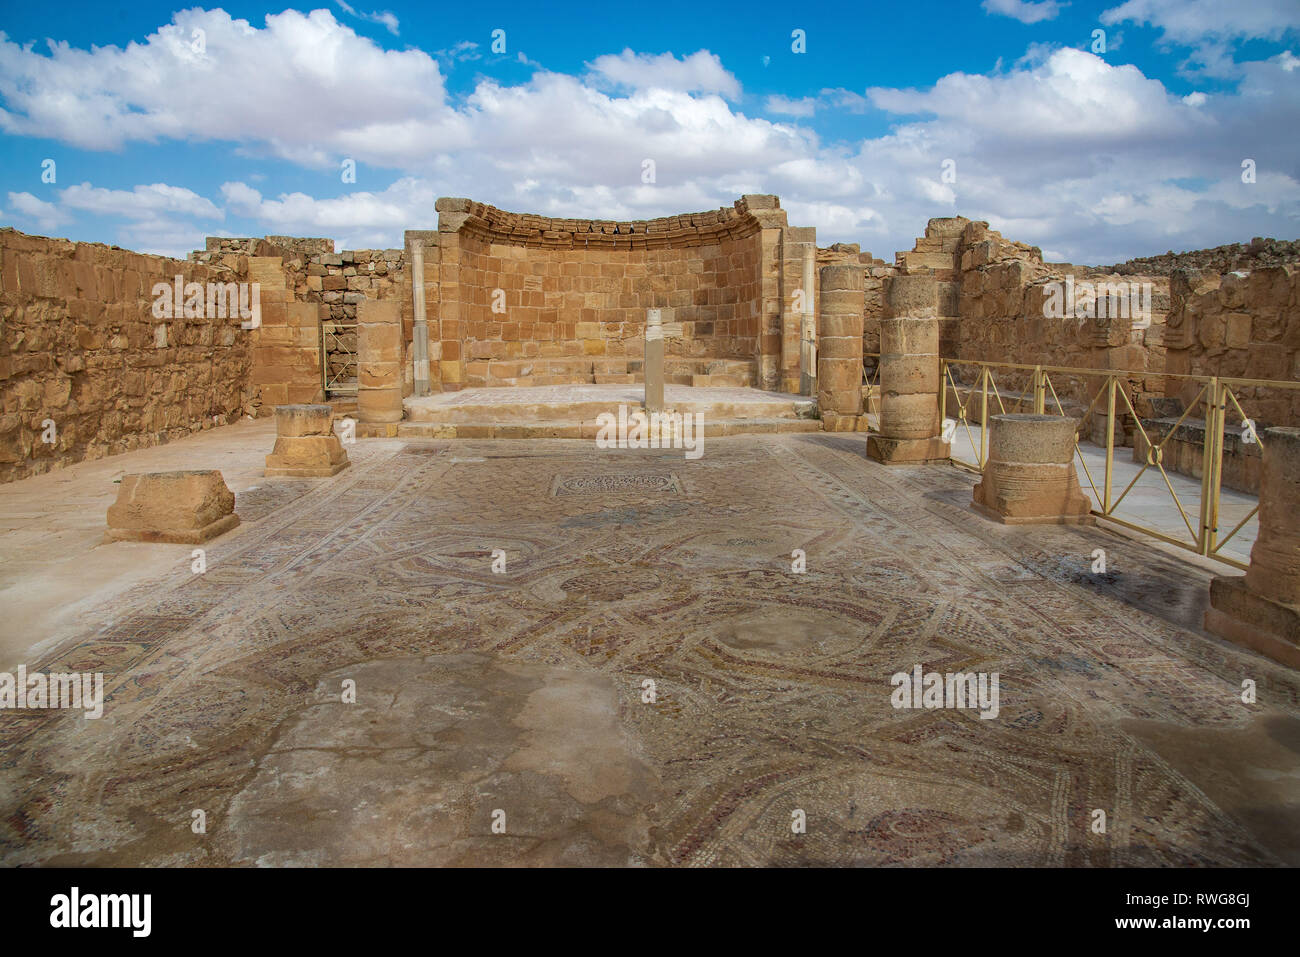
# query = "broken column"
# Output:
<box><xmin>1205</xmin><ymin>427</ymin><xmax>1300</xmax><ymax>667</ymax></box>
<box><xmin>357</xmin><ymin>299</ymin><xmax>404</xmax><ymax>431</ymax></box>
<box><xmin>971</xmin><ymin>414</ymin><xmax>1093</xmax><ymax>524</ymax></box>
<box><xmin>265</xmin><ymin>404</ymin><xmax>351</xmax><ymax>478</ymax></box>
<box><xmin>867</xmin><ymin>273</ymin><xmax>948</xmax><ymax>463</ymax></box>
<box><xmin>817</xmin><ymin>264</ymin><xmax>864</xmax><ymax>432</ymax></box>
<box><xmin>106</xmin><ymin>470</ymin><xmax>240</xmax><ymax>544</ymax></box>
<box><xmin>645</xmin><ymin>308</ymin><xmax>665</xmax><ymax>413</ymax></box>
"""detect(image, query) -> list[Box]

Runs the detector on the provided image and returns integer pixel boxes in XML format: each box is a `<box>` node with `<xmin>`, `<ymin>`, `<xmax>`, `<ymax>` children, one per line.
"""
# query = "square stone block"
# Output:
<box><xmin>106</xmin><ymin>470</ymin><xmax>240</xmax><ymax>544</ymax></box>
<box><xmin>266</xmin><ymin>435</ymin><xmax>351</xmax><ymax>478</ymax></box>
<box><xmin>1205</xmin><ymin>575</ymin><xmax>1300</xmax><ymax>668</ymax></box>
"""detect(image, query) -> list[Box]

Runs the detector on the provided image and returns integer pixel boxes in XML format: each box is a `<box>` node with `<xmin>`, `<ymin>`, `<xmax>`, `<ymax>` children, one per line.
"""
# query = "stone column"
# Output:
<box><xmin>409</xmin><ymin>237</ymin><xmax>431</xmax><ymax>397</ymax></box>
<box><xmin>971</xmin><ymin>414</ymin><xmax>1092</xmax><ymax>524</ymax></box>
<box><xmin>867</xmin><ymin>283</ymin><xmax>948</xmax><ymax>464</ymax></box>
<box><xmin>265</xmin><ymin>404</ymin><xmax>351</xmax><ymax>477</ymax></box>
<box><xmin>645</xmin><ymin>308</ymin><xmax>665</xmax><ymax>412</ymax></box>
<box><xmin>1206</xmin><ymin>427</ymin><xmax>1300</xmax><ymax>667</ymax></box>
<box><xmin>799</xmin><ymin>245</ymin><xmax>817</xmax><ymax>396</ymax></box>
<box><xmin>817</xmin><ymin>264</ymin><xmax>864</xmax><ymax>432</ymax></box>
<box><xmin>358</xmin><ymin>300</ymin><xmax>404</xmax><ymax>431</ymax></box>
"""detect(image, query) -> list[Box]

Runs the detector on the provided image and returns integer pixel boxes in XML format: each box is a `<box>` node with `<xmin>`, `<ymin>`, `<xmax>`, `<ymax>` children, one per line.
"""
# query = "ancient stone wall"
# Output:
<box><xmin>1</xmin><ymin>229</ymin><xmax>256</xmax><ymax>483</ymax></box>
<box><xmin>954</xmin><ymin>220</ymin><xmax>1170</xmax><ymax>431</ymax></box>
<box><xmin>429</xmin><ymin>197</ymin><xmax>796</xmax><ymax>391</ymax></box>
<box><xmin>1165</xmin><ymin>265</ymin><xmax>1300</xmax><ymax>426</ymax></box>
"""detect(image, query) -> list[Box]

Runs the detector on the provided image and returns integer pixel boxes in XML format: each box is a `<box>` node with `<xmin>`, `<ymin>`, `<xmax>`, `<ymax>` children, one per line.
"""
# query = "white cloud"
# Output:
<box><xmin>0</xmin><ymin>9</ymin><xmax>453</xmax><ymax>158</ymax></box>
<box><xmin>1101</xmin><ymin>0</ymin><xmax>1298</xmax><ymax>44</ymax></box>
<box><xmin>6</xmin><ymin>191</ymin><xmax>67</xmax><ymax>230</ymax></box>
<box><xmin>765</xmin><ymin>95</ymin><xmax>817</xmax><ymax>117</ymax></box>
<box><xmin>61</xmin><ymin>182</ymin><xmax>223</xmax><ymax>220</ymax></box>
<box><xmin>333</xmin><ymin>1</ymin><xmax>399</xmax><ymax>36</ymax></box>
<box><xmin>982</xmin><ymin>0</ymin><xmax>1066</xmax><ymax>25</ymax></box>
<box><xmin>586</xmin><ymin>49</ymin><xmax>742</xmax><ymax>99</ymax></box>
<box><xmin>220</xmin><ymin>177</ymin><xmax>437</xmax><ymax>245</ymax></box>
<box><xmin>1</xmin><ymin>12</ymin><xmax>1297</xmax><ymax>265</ymax></box>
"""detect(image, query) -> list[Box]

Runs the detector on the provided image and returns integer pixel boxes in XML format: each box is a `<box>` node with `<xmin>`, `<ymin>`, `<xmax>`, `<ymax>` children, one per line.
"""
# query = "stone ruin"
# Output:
<box><xmin>2</xmin><ymin>194</ymin><xmax>1298</xmax><ymax>487</ymax></box>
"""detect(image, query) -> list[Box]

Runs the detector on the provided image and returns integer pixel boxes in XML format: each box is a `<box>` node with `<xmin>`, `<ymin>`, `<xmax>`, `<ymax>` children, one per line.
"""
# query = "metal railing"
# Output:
<box><xmin>862</xmin><ymin>354</ymin><xmax>881</xmax><ymax>415</ymax></box>
<box><xmin>930</xmin><ymin>359</ymin><xmax>1300</xmax><ymax>569</ymax></box>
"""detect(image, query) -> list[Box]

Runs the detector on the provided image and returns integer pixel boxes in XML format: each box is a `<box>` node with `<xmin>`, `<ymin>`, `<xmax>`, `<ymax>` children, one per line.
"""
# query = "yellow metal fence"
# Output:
<box><xmin>863</xmin><ymin>354</ymin><xmax>1300</xmax><ymax>570</ymax></box>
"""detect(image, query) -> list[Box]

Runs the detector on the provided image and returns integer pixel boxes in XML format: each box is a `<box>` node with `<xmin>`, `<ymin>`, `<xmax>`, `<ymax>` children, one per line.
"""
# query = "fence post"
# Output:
<box><xmin>979</xmin><ymin>367</ymin><xmax>989</xmax><ymax>468</ymax></box>
<box><xmin>1103</xmin><ymin>376</ymin><xmax>1116</xmax><ymax>514</ymax></box>
<box><xmin>1198</xmin><ymin>378</ymin><xmax>1225</xmax><ymax>555</ymax></box>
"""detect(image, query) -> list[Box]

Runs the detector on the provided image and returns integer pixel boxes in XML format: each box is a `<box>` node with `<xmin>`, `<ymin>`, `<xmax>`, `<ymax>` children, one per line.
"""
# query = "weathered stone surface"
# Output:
<box><xmin>817</xmin><ymin>265</ymin><xmax>864</xmax><ymax>427</ymax></box>
<box><xmin>266</xmin><ymin>404</ymin><xmax>350</xmax><ymax>477</ymax></box>
<box><xmin>869</xmin><ymin>315</ymin><xmax>948</xmax><ymax>464</ymax></box>
<box><xmin>106</xmin><ymin>469</ymin><xmax>239</xmax><ymax>543</ymax></box>
<box><xmin>886</xmin><ymin>273</ymin><xmax>939</xmax><ymax>319</ymax></box>
<box><xmin>272</xmin><ymin>404</ymin><xmax>335</xmax><ymax>438</ymax></box>
<box><xmin>972</xmin><ymin>414</ymin><xmax>1093</xmax><ymax>524</ymax></box>
<box><xmin>1206</xmin><ymin>427</ymin><xmax>1300</xmax><ymax>666</ymax></box>
<box><xmin>358</xmin><ymin>301</ymin><xmax>404</xmax><ymax>424</ymax></box>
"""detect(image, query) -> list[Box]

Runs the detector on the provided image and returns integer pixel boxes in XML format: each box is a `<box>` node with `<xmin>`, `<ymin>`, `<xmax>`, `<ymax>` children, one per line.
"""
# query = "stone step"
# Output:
<box><xmin>406</xmin><ymin>396</ymin><xmax>815</xmax><ymax>423</ymax></box>
<box><xmin>691</xmin><ymin>373</ymin><xmax>749</xmax><ymax>388</ymax></box>
<box><xmin>396</xmin><ymin>417</ymin><xmax>822</xmax><ymax>440</ymax></box>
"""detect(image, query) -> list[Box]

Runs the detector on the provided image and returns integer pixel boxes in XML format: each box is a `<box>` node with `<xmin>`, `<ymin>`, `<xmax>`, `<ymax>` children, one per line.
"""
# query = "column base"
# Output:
<box><xmin>265</xmin><ymin>460</ymin><xmax>352</xmax><ymax>479</ymax></box>
<box><xmin>106</xmin><ymin>513</ymin><xmax>240</xmax><ymax>545</ymax></box>
<box><xmin>265</xmin><ymin>435</ymin><xmax>351</xmax><ymax>478</ymax></box>
<box><xmin>1205</xmin><ymin>575</ymin><xmax>1300</xmax><ymax>668</ymax></box>
<box><xmin>969</xmin><ymin>501</ymin><xmax>1095</xmax><ymax>526</ymax></box>
<box><xmin>866</xmin><ymin>434</ymin><xmax>950</xmax><ymax>464</ymax></box>
<box><xmin>821</xmin><ymin>412</ymin><xmax>866</xmax><ymax>433</ymax></box>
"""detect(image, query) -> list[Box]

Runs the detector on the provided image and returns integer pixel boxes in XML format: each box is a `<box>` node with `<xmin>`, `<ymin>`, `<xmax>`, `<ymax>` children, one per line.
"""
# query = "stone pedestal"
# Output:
<box><xmin>106</xmin><ymin>470</ymin><xmax>240</xmax><ymax>544</ymax></box>
<box><xmin>645</xmin><ymin>308</ymin><xmax>665</xmax><ymax>413</ymax></box>
<box><xmin>358</xmin><ymin>300</ymin><xmax>404</xmax><ymax>426</ymax></box>
<box><xmin>867</xmin><ymin>313</ymin><xmax>949</xmax><ymax>464</ymax></box>
<box><xmin>972</xmin><ymin>414</ymin><xmax>1093</xmax><ymax>524</ymax></box>
<box><xmin>1205</xmin><ymin>427</ymin><xmax>1300</xmax><ymax>667</ymax></box>
<box><xmin>817</xmin><ymin>264</ymin><xmax>864</xmax><ymax>433</ymax></box>
<box><xmin>265</xmin><ymin>404</ymin><xmax>351</xmax><ymax>478</ymax></box>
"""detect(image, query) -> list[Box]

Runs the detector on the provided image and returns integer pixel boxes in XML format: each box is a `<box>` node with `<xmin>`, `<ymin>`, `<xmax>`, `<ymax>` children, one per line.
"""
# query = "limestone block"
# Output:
<box><xmin>358</xmin><ymin>300</ymin><xmax>404</xmax><ymax>423</ymax></box>
<box><xmin>879</xmin><ymin>392</ymin><xmax>939</xmax><ymax>438</ymax></box>
<box><xmin>1206</xmin><ymin>427</ymin><xmax>1300</xmax><ymax>667</ymax></box>
<box><xmin>880</xmin><ymin>316</ymin><xmax>939</xmax><ymax>357</ymax></box>
<box><xmin>817</xmin><ymin>265</ymin><xmax>864</xmax><ymax>432</ymax></box>
<box><xmin>972</xmin><ymin>414</ymin><xmax>1093</xmax><ymax>524</ymax></box>
<box><xmin>106</xmin><ymin>470</ymin><xmax>240</xmax><ymax>544</ymax></box>
<box><xmin>265</xmin><ymin>404</ymin><xmax>351</xmax><ymax>478</ymax></box>
<box><xmin>885</xmin><ymin>274</ymin><xmax>939</xmax><ymax>319</ymax></box>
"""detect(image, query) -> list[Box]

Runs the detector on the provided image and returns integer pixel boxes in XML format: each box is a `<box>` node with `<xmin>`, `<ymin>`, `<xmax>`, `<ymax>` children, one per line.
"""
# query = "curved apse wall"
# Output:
<box><xmin>424</xmin><ymin>195</ymin><xmax>798</xmax><ymax>391</ymax></box>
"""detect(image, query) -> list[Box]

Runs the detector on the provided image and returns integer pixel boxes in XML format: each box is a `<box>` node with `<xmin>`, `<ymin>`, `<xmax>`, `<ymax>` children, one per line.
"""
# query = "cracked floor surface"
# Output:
<box><xmin>1</xmin><ymin>429</ymin><xmax>1298</xmax><ymax>866</ymax></box>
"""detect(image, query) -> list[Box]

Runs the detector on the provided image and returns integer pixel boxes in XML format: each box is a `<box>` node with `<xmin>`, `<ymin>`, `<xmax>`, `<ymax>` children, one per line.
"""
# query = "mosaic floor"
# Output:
<box><xmin>1</xmin><ymin>433</ymin><xmax>1298</xmax><ymax>866</ymax></box>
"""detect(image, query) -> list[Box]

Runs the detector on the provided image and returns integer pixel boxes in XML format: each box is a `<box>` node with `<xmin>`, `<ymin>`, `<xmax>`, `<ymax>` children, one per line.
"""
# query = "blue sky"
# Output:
<box><xmin>0</xmin><ymin>0</ymin><xmax>1297</xmax><ymax>263</ymax></box>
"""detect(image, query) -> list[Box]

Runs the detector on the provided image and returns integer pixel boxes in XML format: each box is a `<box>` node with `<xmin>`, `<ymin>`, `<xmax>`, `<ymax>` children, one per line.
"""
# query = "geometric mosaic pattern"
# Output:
<box><xmin>1</xmin><ymin>434</ymin><xmax>1297</xmax><ymax>866</ymax></box>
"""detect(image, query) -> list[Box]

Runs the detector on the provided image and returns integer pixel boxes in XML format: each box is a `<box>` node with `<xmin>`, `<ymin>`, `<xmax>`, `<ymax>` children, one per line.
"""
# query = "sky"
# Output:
<box><xmin>0</xmin><ymin>0</ymin><xmax>1296</xmax><ymax>263</ymax></box>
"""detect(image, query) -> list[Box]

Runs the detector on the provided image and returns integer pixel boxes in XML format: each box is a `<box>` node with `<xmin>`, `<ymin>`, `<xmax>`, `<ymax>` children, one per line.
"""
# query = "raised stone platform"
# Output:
<box><xmin>397</xmin><ymin>384</ymin><xmax>820</xmax><ymax>439</ymax></box>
